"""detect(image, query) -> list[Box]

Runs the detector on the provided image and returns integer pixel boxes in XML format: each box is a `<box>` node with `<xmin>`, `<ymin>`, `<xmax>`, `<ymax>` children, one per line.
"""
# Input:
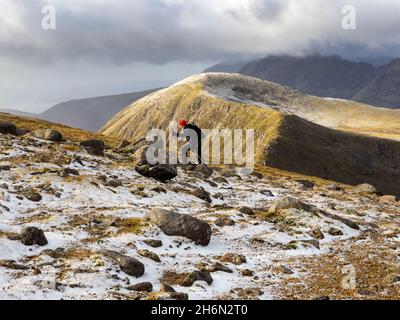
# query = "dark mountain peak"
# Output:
<box><xmin>386</xmin><ymin>58</ymin><xmax>400</xmax><ymax>69</ymax></box>
<box><xmin>238</xmin><ymin>54</ymin><xmax>378</xmax><ymax>100</ymax></box>
<box><xmin>39</xmin><ymin>88</ymin><xmax>162</xmax><ymax>132</ymax></box>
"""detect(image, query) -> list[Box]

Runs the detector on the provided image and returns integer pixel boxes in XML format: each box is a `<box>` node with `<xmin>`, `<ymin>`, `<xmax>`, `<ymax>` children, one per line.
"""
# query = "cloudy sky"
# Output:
<box><xmin>1</xmin><ymin>0</ymin><xmax>400</xmax><ymax>112</ymax></box>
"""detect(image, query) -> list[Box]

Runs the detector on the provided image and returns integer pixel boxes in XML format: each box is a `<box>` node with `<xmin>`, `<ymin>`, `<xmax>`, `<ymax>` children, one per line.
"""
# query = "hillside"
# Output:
<box><xmin>0</xmin><ymin>108</ymin><xmax>37</xmax><ymax>118</ymax></box>
<box><xmin>0</xmin><ymin>112</ymin><xmax>121</xmax><ymax>147</ymax></box>
<box><xmin>207</xmin><ymin>55</ymin><xmax>400</xmax><ymax>109</ymax></box>
<box><xmin>1</xmin><ymin>114</ymin><xmax>399</xmax><ymax>299</ymax></box>
<box><xmin>100</xmin><ymin>73</ymin><xmax>400</xmax><ymax>195</ymax></box>
<box><xmin>39</xmin><ymin>89</ymin><xmax>162</xmax><ymax>132</ymax></box>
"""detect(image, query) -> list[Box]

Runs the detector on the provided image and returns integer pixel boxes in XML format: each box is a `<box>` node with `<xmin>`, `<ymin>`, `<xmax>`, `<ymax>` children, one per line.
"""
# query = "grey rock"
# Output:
<box><xmin>127</xmin><ymin>282</ymin><xmax>153</xmax><ymax>292</ymax></box>
<box><xmin>353</xmin><ymin>183</ymin><xmax>377</xmax><ymax>194</ymax></box>
<box><xmin>99</xmin><ymin>249</ymin><xmax>145</xmax><ymax>277</ymax></box>
<box><xmin>0</xmin><ymin>122</ymin><xmax>17</xmax><ymax>135</ymax></box>
<box><xmin>143</xmin><ymin>239</ymin><xmax>162</xmax><ymax>248</ymax></box>
<box><xmin>144</xmin><ymin>209</ymin><xmax>211</xmax><ymax>246</ymax></box>
<box><xmin>23</xmin><ymin>190</ymin><xmax>42</xmax><ymax>202</ymax></box>
<box><xmin>309</xmin><ymin>228</ymin><xmax>325</xmax><ymax>240</ymax></box>
<box><xmin>269</xmin><ymin>197</ymin><xmax>312</xmax><ymax>213</ymax></box>
<box><xmin>19</xmin><ymin>227</ymin><xmax>48</xmax><ymax>246</ymax></box>
<box><xmin>80</xmin><ymin>139</ymin><xmax>105</xmax><ymax>156</ymax></box>
<box><xmin>260</xmin><ymin>190</ymin><xmax>274</xmax><ymax>197</ymax></box>
<box><xmin>31</xmin><ymin>129</ymin><xmax>63</xmax><ymax>142</ymax></box>
<box><xmin>0</xmin><ymin>165</ymin><xmax>11</xmax><ymax>171</ymax></box>
<box><xmin>239</xmin><ymin>206</ymin><xmax>254</xmax><ymax>215</ymax></box>
<box><xmin>191</xmin><ymin>187</ymin><xmax>212</xmax><ymax>203</ymax></box>
<box><xmin>181</xmin><ymin>270</ymin><xmax>213</xmax><ymax>287</ymax></box>
<box><xmin>186</xmin><ymin>164</ymin><xmax>213</xmax><ymax>178</ymax></box>
<box><xmin>138</xmin><ymin>249</ymin><xmax>161</xmax><ymax>262</ymax></box>
<box><xmin>214</xmin><ymin>217</ymin><xmax>235</xmax><ymax>227</ymax></box>
<box><xmin>135</xmin><ymin>162</ymin><xmax>178</xmax><ymax>182</ymax></box>
<box><xmin>218</xmin><ymin>253</ymin><xmax>246</xmax><ymax>265</ymax></box>
<box><xmin>160</xmin><ymin>283</ymin><xmax>176</xmax><ymax>293</ymax></box>
<box><xmin>295</xmin><ymin>179</ymin><xmax>315</xmax><ymax>189</ymax></box>
<box><xmin>328</xmin><ymin>227</ymin><xmax>344</xmax><ymax>236</ymax></box>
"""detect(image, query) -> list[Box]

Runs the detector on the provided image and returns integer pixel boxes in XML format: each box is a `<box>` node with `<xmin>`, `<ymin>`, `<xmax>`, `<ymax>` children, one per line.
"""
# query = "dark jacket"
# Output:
<box><xmin>182</xmin><ymin>123</ymin><xmax>202</xmax><ymax>164</ymax></box>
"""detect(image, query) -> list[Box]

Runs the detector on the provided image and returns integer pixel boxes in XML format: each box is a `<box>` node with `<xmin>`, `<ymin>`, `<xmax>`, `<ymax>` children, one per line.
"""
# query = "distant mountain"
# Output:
<box><xmin>239</xmin><ymin>55</ymin><xmax>377</xmax><ymax>100</ymax></box>
<box><xmin>39</xmin><ymin>88</ymin><xmax>162</xmax><ymax>131</ymax></box>
<box><xmin>353</xmin><ymin>58</ymin><xmax>400</xmax><ymax>108</ymax></box>
<box><xmin>206</xmin><ymin>55</ymin><xmax>400</xmax><ymax>109</ymax></box>
<box><xmin>204</xmin><ymin>60</ymin><xmax>252</xmax><ymax>73</ymax></box>
<box><xmin>0</xmin><ymin>108</ymin><xmax>37</xmax><ymax>118</ymax></box>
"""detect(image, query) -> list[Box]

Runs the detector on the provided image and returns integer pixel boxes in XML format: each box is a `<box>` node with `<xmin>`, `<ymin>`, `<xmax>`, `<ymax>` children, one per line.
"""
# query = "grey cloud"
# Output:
<box><xmin>1</xmin><ymin>0</ymin><xmax>399</xmax><ymax>65</ymax></box>
<box><xmin>1</xmin><ymin>0</ymin><xmax>400</xmax><ymax>112</ymax></box>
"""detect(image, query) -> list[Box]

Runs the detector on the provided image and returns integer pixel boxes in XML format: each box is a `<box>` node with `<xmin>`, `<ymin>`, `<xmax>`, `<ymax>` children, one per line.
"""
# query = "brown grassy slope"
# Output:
<box><xmin>0</xmin><ymin>112</ymin><xmax>121</xmax><ymax>147</ymax></box>
<box><xmin>294</xmin><ymin>95</ymin><xmax>400</xmax><ymax>140</ymax></box>
<box><xmin>266</xmin><ymin>114</ymin><xmax>400</xmax><ymax>195</ymax></box>
<box><xmin>101</xmin><ymin>82</ymin><xmax>285</xmax><ymax>164</ymax></box>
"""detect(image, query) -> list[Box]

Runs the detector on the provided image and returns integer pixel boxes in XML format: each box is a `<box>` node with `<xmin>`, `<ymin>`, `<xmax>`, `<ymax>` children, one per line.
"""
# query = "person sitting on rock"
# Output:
<box><xmin>178</xmin><ymin>119</ymin><xmax>203</xmax><ymax>164</ymax></box>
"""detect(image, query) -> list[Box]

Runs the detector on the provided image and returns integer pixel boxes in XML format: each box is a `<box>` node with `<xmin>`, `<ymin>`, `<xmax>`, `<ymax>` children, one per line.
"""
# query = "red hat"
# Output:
<box><xmin>179</xmin><ymin>119</ymin><xmax>187</xmax><ymax>127</ymax></box>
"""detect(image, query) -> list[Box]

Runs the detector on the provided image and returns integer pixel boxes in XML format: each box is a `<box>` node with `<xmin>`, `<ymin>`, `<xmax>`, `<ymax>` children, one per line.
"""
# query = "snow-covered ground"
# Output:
<box><xmin>0</xmin><ymin>134</ymin><xmax>399</xmax><ymax>300</ymax></box>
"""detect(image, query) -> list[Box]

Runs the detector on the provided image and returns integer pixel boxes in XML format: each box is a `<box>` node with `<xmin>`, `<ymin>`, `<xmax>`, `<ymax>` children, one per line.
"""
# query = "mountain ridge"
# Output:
<box><xmin>206</xmin><ymin>55</ymin><xmax>400</xmax><ymax>109</ymax></box>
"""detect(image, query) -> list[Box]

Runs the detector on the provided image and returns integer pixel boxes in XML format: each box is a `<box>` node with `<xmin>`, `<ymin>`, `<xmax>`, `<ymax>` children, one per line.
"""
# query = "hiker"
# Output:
<box><xmin>178</xmin><ymin>119</ymin><xmax>202</xmax><ymax>164</ymax></box>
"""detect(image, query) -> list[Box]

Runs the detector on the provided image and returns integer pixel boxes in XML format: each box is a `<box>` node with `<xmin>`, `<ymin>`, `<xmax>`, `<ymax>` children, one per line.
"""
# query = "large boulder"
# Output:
<box><xmin>0</xmin><ymin>122</ymin><xmax>17</xmax><ymax>135</ymax></box>
<box><xmin>80</xmin><ymin>139</ymin><xmax>105</xmax><ymax>156</ymax></box>
<box><xmin>144</xmin><ymin>209</ymin><xmax>212</xmax><ymax>246</ymax></box>
<box><xmin>135</xmin><ymin>161</ymin><xmax>177</xmax><ymax>182</ymax></box>
<box><xmin>31</xmin><ymin>129</ymin><xmax>63</xmax><ymax>142</ymax></box>
<box><xmin>19</xmin><ymin>227</ymin><xmax>48</xmax><ymax>246</ymax></box>
<box><xmin>133</xmin><ymin>143</ymin><xmax>178</xmax><ymax>182</ymax></box>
